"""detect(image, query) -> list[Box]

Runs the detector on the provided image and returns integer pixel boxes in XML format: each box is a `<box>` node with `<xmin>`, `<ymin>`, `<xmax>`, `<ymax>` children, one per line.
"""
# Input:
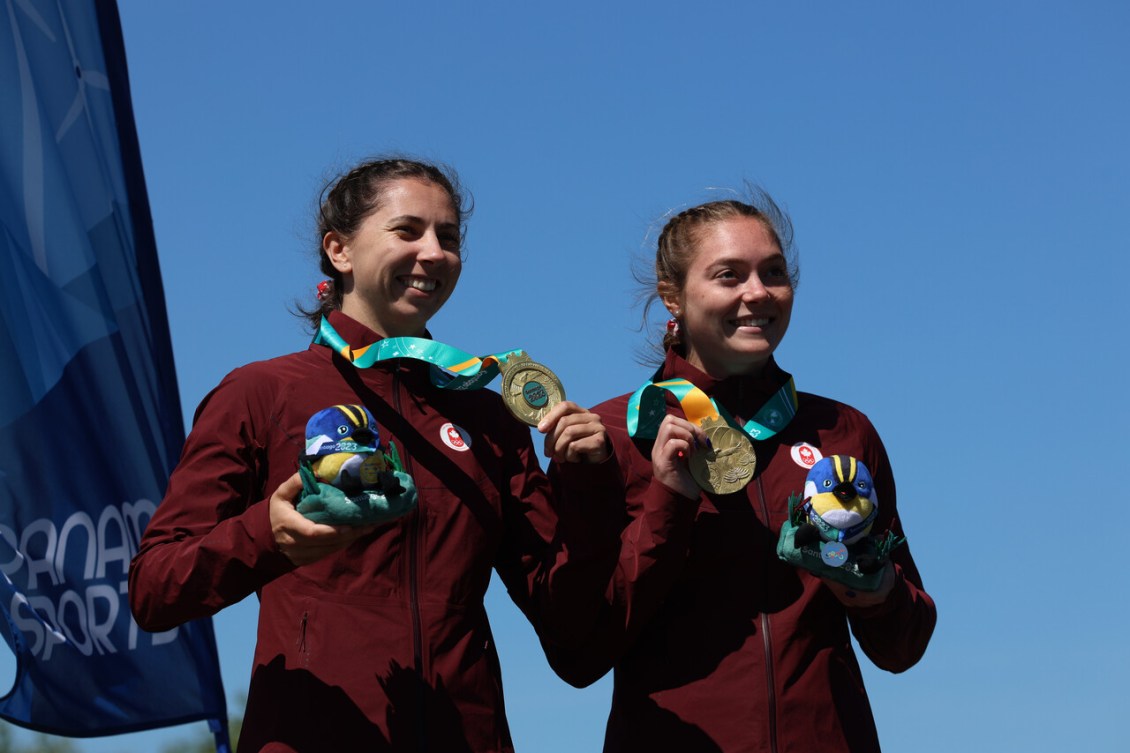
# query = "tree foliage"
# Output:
<box><xmin>0</xmin><ymin>707</ymin><xmax>240</xmax><ymax>753</ymax></box>
<box><xmin>0</xmin><ymin>725</ymin><xmax>76</xmax><ymax>753</ymax></box>
<box><xmin>159</xmin><ymin>714</ymin><xmax>241</xmax><ymax>753</ymax></box>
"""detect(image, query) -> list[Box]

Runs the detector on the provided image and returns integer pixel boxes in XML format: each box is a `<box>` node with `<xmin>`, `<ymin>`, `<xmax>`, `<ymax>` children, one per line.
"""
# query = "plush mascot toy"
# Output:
<box><xmin>776</xmin><ymin>454</ymin><xmax>903</xmax><ymax>590</ymax></box>
<box><xmin>296</xmin><ymin>404</ymin><xmax>418</xmax><ymax>526</ymax></box>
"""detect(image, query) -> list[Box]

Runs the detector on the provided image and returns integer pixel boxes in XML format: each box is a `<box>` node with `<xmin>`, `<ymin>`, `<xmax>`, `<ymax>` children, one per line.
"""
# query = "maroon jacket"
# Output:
<box><xmin>128</xmin><ymin>311</ymin><xmax>611</xmax><ymax>752</ymax></box>
<box><xmin>549</xmin><ymin>349</ymin><xmax>936</xmax><ymax>753</ymax></box>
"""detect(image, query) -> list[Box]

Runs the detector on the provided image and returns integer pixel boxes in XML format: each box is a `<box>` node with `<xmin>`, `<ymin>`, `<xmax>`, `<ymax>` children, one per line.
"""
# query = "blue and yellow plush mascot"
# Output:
<box><xmin>296</xmin><ymin>404</ymin><xmax>417</xmax><ymax>526</ymax></box>
<box><xmin>776</xmin><ymin>454</ymin><xmax>902</xmax><ymax>590</ymax></box>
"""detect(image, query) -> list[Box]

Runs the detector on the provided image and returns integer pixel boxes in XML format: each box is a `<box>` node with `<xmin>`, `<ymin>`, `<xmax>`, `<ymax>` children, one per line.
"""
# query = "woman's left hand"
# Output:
<box><xmin>537</xmin><ymin>401</ymin><xmax>610</xmax><ymax>464</ymax></box>
<box><xmin>822</xmin><ymin>563</ymin><xmax>897</xmax><ymax>608</ymax></box>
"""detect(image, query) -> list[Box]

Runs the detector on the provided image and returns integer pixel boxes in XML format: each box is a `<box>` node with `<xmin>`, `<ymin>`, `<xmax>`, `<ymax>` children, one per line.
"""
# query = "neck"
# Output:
<box><xmin>339</xmin><ymin>301</ymin><xmax>424</xmax><ymax>340</ymax></box>
<box><xmin>685</xmin><ymin>351</ymin><xmax>770</xmax><ymax>380</ymax></box>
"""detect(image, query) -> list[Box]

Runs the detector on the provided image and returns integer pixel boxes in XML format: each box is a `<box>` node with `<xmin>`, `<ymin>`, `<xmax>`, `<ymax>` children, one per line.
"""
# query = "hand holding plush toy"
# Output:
<box><xmin>296</xmin><ymin>404</ymin><xmax>417</xmax><ymax>526</ymax></box>
<box><xmin>776</xmin><ymin>454</ymin><xmax>903</xmax><ymax>590</ymax></box>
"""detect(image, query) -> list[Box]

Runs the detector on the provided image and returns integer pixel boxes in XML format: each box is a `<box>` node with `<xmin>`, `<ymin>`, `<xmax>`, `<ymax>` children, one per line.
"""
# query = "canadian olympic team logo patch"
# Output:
<box><xmin>791</xmin><ymin>442</ymin><xmax>822</xmax><ymax>469</ymax></box>
<box><xmin>440</xmin><ymin>422</ymin><xmax>471</xmax><ymax>452</ymax></box>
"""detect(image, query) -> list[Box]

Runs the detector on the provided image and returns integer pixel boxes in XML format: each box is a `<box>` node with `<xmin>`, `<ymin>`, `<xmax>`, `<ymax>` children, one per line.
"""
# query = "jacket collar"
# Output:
<box><xmin>322</xmin><ymin>310</ymin><xmax>435</xmax><ymax>350</ymax></box>
<box><xmin>317</xmin><ymin>311</ymin><xmax>434</xmax><ymax>379</ymax></box>
<box><xmin>659</xmin><ymin>346</ymin><xmax>794</xmax><ymax>423</ymax></box>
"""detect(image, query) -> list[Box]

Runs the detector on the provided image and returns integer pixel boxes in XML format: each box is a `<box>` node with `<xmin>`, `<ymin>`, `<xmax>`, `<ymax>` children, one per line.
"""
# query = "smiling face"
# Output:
<box><xmin>323</xmin><ymin>178</ymin><xmax>462</xmax><ymax>337</ymax></box>
<box><xmin>664</xmin><ymin>216</ymin><xmax>794</xmax><ymax>378</ymax></box>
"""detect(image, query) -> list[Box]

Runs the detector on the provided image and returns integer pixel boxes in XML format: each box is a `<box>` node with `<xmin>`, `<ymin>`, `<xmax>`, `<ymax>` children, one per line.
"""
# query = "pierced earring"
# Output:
<box><xmin>316</xmin><ymin>279</ymin><xmax>333</xmax><ymax>302</ymax></box>
<box><xmin>666</xmin><ymin>317</ymin><xmax>681</xmax><ymax>339</ymax></box>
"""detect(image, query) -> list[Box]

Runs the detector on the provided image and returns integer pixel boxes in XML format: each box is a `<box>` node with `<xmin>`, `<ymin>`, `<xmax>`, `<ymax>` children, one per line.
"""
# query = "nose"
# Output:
<box><xmin>416</xmin><ymin>231</ymin><xmax>447</xmax><ymax>262</ymax></box>
<box><xmin>741</xmin><ymin>277</ymin><xmax>770</xmax><ymax>302</ymax></box>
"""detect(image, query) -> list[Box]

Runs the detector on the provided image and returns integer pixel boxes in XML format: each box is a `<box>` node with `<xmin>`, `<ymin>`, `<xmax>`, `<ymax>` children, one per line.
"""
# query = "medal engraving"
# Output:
<box><xmin>688</xmin><ymin>416</ymin><xmax>756</xmax><ymax>494</ymax></box>
<box><xmin>500</xmin><ymin>353</ymin><xmax>566</xmax><ymax>426</ymax></box>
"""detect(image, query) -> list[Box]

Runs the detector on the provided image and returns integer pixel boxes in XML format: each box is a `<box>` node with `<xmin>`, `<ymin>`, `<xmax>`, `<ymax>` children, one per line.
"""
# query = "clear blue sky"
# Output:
<box><xmin>7</xmin><ymin>1</ymin><xmax>1130</xmax><ymax>750</ymax></box>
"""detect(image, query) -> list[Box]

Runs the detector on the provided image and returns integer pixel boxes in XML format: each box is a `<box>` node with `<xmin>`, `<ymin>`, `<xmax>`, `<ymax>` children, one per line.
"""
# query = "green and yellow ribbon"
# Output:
<box><xmin>627</xmin><ymin>376</ymin><xmax>798</xmax><ymax>441</ymax></box>
<box><xmin>314</xmin><ymin>317</ymin><xmax>521</xmax><ymax>391</ymax></box>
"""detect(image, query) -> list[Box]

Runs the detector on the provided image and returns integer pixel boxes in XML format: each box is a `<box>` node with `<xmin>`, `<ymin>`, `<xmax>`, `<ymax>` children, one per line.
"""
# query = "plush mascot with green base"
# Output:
<box><xmin>296</xmin><ymin>404</ymin><xmax>418</xmax><ymax>526</ymax></box>
<box><xmin>777</xmin><ymin>454</ymin><xmax>903</xmax><ymax>591</ymax></box>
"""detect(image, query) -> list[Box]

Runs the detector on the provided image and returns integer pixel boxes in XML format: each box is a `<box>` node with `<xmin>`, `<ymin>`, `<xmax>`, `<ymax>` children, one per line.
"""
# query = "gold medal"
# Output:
<box><xmin>499</xmin><ymin>353</ymin><xmax>566</xmax><ymax>426</ymax></box>
<box><xmin>687</xmin><ymin>416</ymin><xmax>756</xmax><ymax>494</ymax></box>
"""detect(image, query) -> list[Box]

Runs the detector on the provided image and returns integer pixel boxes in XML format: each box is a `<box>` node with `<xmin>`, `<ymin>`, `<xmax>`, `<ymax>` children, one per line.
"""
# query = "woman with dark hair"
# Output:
<box><xmin>129</xmin><ymin>157</ymin><xmax>611</xmax><ymax>752</ymax></box>
<box><xmin>549</xmin><ymin>191</ymin><xmax>936</xmax><ymax>752</ymax></box>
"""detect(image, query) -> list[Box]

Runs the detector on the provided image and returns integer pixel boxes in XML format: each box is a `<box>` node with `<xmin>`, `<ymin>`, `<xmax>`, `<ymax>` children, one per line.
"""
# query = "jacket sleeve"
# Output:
<box><xmin>489</xmin><ymin>417</ymin><xmax>626</xmax><ymax>646</ymax></box>
<box><xmin>539</xmin><ymin>431</ymin><xmax>700</xmax><ymax>688</ymax></box>
<box><xmin>844</xmin><ymin>420</ymin><xmax>937</xmax><ymax>672</ymax></box>
<box><xmin>532</xmin><ymin>450</ymin><xmax>626</xmax><ymax>645</ymax></box>
<box><xmin>127</xmin><ymin>369</ymin><xmax>294</xmax><ymax>632</ymax></box>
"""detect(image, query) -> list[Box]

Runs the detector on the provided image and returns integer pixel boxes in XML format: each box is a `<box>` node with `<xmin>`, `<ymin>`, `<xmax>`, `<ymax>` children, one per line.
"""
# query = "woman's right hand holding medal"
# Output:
<box><xmin>653</xmin><ymin>414</ymin><xmax>707</xmax><ymax>500</ymax></box>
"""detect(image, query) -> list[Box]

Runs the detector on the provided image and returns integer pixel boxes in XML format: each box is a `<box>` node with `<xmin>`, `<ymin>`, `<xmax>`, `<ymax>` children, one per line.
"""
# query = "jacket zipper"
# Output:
<box><xmin>298</xmin><ymin>611</ymin><xmax>308</xmax><ymax>667</ymax></box>
<box><xmin>755</xmin><ymin>476</ymin><xmax>779</xmax><ymax>753</ymax></box>
<box><xmin>393</xmin><ymin>369</ymin><xmax>428</xmax><ymax>748</ymax></box>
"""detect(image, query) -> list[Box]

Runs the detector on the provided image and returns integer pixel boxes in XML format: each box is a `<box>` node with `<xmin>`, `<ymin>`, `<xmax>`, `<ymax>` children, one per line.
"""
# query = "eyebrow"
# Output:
<box><xmin>706</xmin><ymin>252</ymin><xmax>785</xmax><ymax>268</ymax></box>
<box><xmin>386</xmin><ymin>214</ymin><xmax>459</xmax><ymax>231</ymax></box>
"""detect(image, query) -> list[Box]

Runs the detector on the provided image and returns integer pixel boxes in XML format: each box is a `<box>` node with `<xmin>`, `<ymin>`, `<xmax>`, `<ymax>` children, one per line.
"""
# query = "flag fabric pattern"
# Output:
<box><xmin>0</xmin><ymin>0</ymin><xmax>229</xmax><ymax>745</ymax></box>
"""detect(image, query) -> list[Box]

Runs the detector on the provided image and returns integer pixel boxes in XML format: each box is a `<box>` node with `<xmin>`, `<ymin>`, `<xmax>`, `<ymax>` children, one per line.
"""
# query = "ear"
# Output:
<box><xmin>323</xmin><ymin>231</ymin><xmax>352</xmax><ymax>274</ymax></box>
<box><xmin>658</xmin><ymin>282</ymin><xmax>681</xmax><ymax>317</ymax></box>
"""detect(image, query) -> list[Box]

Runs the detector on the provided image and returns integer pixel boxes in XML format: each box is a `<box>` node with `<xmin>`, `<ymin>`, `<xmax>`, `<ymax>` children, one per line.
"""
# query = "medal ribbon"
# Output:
<box><xmin>627</xmin><ymin>376</ymin><xmax>798</xmax><ymax>441</ymax></box>
<box><xmin>314</xmin><ymin>317</ymin><xmax>522</xmax><ymax>391</ymax></box>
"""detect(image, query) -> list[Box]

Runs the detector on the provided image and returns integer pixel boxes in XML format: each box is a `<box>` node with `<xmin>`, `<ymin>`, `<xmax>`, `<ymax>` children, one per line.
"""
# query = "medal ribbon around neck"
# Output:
<box><xmin>626</xmin><ymin>377</ymin><xmax>798</xmax><ymax>441</ymax></box>
<box><xmin>627</xmin><ymin>377</ymin><xmax>798</xmax><ymax>494</ymax></box>
<box><xmin>313</xmin><ymin>317</ymin><xmax>565</xmax><ymax>425</ymax></box>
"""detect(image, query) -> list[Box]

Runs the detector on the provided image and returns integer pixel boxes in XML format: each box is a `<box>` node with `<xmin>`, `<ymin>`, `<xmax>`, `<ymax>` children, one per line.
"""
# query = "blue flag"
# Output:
<box><xmin>0</xmin><ymin>1</ymin><xmax>229</xmax><ymax>747</ymax></box>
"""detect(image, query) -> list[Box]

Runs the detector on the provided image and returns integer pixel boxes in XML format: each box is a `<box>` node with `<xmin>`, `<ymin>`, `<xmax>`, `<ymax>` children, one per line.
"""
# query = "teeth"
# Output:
<box><xmin>401</xmin><ymin>277</ymin><xmax>437</xmax><ymax>292</ymax></box>
<box><xmin>734</xmin><ymin>317</ymin><xmax>769</xmax><ymax>327</ymax></box>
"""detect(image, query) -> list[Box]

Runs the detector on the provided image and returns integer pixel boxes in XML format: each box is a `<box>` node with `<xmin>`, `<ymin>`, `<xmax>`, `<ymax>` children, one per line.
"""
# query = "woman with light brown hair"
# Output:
<box><xmin>550</xmin><ymin>190</ymin><xmax>936</xmax><ymax>752</ymax></box>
